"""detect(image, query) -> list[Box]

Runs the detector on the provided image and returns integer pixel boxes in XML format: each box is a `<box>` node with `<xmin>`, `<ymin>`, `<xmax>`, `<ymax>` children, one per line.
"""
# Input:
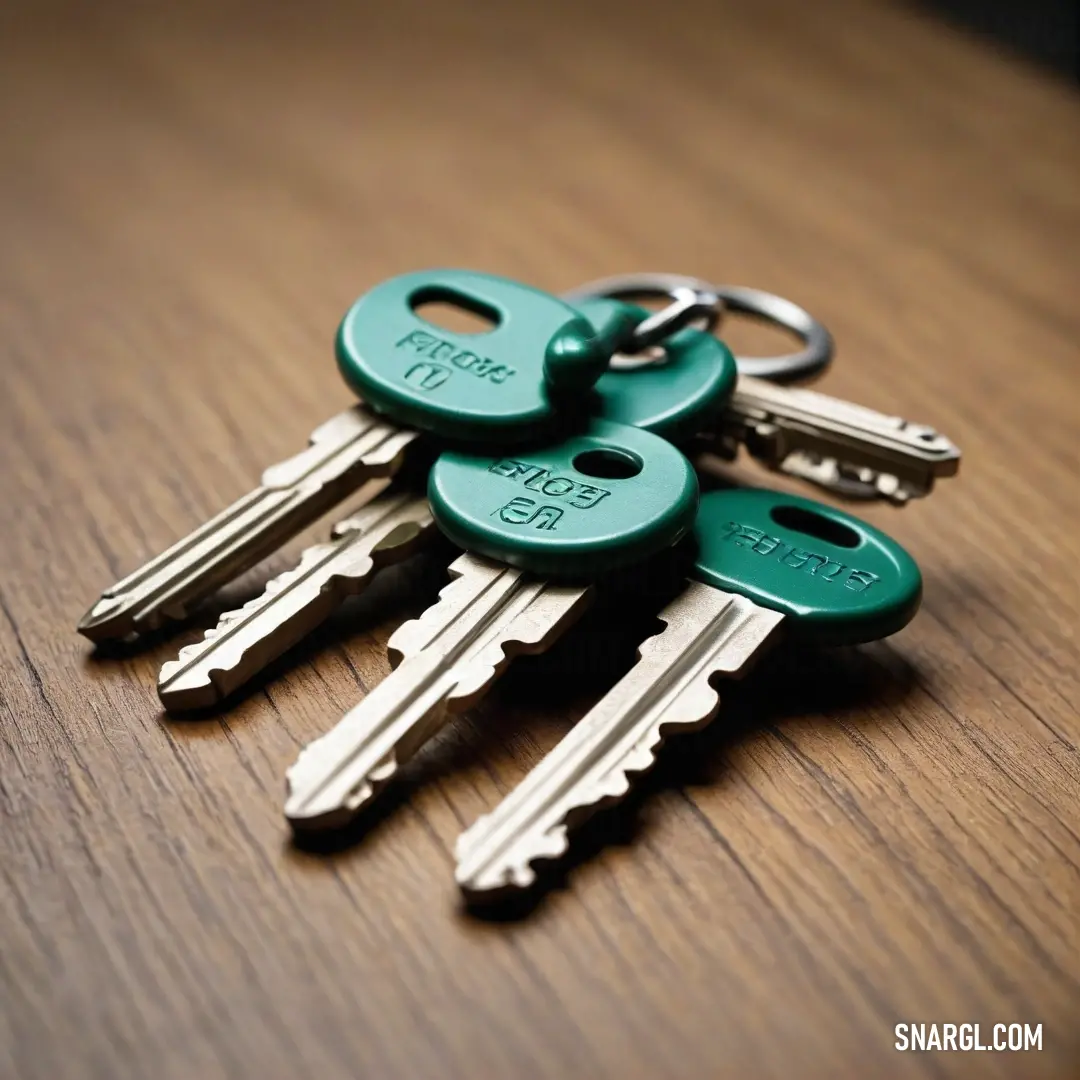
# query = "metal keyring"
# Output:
<box><xmin>562</xmin><ymin>277</ymin><xmax>723</xmax><ymax>371</ymax></box>
<box><xmin>564</xmin><ymin>272</ymin><xmax>833</xmax><ymax>383</ymax></box>
<box><xmin>627</xmin><ymin>284</ymin><xmax>719</xmax><ymax>351</ymax></box>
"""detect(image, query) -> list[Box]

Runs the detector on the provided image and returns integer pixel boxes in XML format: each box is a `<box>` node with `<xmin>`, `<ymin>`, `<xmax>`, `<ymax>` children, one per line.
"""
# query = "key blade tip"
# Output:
<box><xmin>284</xmin><ymin>764</ymin><xmax>378</xmax><ymax>834</ymax></box>
<box><xmin>157</xmin><ymin>667</ymin><xmax>223</xmax><ymax>712</ymax></box>
<box><xmin>455</xmin><ymin>823</ymin><xmax>568</xmax><ymax>901</ymax></box>
<box><xmin>285</xmin><ymin>731</ymin><xmax>402</xmax><ymax>833</ymax></box>
<box><xmin>454</xmin><ymin>857</ymin><xmax>538</xmax><ymax>903</ymax></box>
<box><xmin>77</xmin><ymin>595</ymin><xmax>138</xmax><ymax>642</ymax></box>
<box><xmin>284</xmin><ymin>792</ymin><xmax>363</xmax><ymax>834</ymax></box>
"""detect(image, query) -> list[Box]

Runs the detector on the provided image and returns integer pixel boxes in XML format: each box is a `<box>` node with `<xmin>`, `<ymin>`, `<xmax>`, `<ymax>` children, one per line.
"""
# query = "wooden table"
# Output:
<box><xmin>2</xmin><ymin>1</ymin><xmax>1077</xmax><ymax>1077</ymax></box>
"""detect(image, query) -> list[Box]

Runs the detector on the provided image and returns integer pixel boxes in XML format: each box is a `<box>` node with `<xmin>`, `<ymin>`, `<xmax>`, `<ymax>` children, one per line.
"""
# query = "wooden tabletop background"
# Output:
<box><xmin>2</xmin><ymin>0</ymin><xmax>1078</xmax><ymax>1077</ymax></box>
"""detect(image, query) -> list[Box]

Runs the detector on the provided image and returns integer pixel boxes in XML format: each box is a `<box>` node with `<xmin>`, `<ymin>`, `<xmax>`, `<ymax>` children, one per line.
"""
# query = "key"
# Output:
<box><xmin>455</xmin><ymin>486</ymin><xmax>922</xmax><ymax>899</ymax></box>
<box><xmin>78</xmin><ymin>269</ymin><xmax>635</xmax><ymax>643</ymax></box>
<box><xmin>711</xmin><ymin>376</ymin><xmax>961</xmax><ymax>504</ymax></box>
<box><xmin>156</xmin><ymin>301</ymin><xmax>736</xmax><ymax>711</ymax></box>
<box><xmin>79</xmin><ymin>415</ymin><xmax>417</xmax><ymax>643</ymax></box>
<box><xmin>570</xmin><ymin>295</ymin><xmax>961</xmax><ymax>506</ymax></box>
<box><xmin>157</xmin><ymin>486</ymin><xmax>437</xmax><ymax>710</ymax></box>
<box><xmin>284</xmin><ymin>416</ymin><xmax>701</xmax><ymax>831</ymax></box>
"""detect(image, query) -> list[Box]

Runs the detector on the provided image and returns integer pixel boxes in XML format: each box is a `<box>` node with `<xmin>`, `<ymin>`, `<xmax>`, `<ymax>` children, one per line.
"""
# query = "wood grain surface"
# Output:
<box><xmin>1</xmin><ymin>0</ymin><xmax>1078</xmax><ymax>1077</ymax></box>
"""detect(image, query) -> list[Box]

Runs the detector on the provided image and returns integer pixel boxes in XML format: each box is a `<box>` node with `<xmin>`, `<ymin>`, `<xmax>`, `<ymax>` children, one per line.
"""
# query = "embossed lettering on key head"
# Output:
<box><xmin>693</xmin><ymin>488</ymin><xmax>922</xmax><ymax>645</ymax></box>
<box><xmin>428</xmin><ymin>418</ymin><xmax>699</xmax><ymax>577</ymax></box>
<box><xmin>336</xmin><ymin>270</ymin><xmax>635</xmax><ymax>443</ymax></box>
<box><xmin>572</xmin><ymin>297</ymin><xmax>738</xmax><ymax>443</ymax></box>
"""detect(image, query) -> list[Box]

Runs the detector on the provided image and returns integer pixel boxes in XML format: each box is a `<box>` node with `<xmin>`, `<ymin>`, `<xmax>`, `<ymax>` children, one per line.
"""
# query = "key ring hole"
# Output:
<box><xmin>770</xmin><ymin>505</ymin><xmax>861</xmax><ymax>549</ymax></box>
<box><xmin>410</xmin><ymin>286</ymin><xmax>501</xmax><ymax>335</ymax></box>
<box><xmin>573</xmin><ymin>447</ymin><xmax>644</xmax><ymax>480</ymax></box>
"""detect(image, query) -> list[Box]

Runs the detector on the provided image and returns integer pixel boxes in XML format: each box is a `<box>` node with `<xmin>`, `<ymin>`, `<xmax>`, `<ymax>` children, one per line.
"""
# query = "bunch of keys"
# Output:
<box><xmin>77</xmin><ymin>266</ymin><xmax>960</xmax><ymax>895</ymax></box>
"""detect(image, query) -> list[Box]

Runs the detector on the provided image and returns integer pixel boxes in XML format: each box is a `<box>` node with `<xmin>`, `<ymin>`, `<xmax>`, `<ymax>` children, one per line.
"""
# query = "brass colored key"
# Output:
<box><xmin>285</xmin><ymin>552</ymin><xmax>594</xmax><ymax>830</ymax></box>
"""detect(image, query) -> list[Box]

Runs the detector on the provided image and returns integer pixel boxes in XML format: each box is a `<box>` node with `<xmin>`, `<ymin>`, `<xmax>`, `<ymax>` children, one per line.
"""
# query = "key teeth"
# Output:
<box><xmin>458</xmin><ymin>703</ymin><xmax>718</xmax><ymax>901</ymax></box>
<box><xmin>460</xmin><ymin>591</ymin><xmax>777</xmax><ymax>900</ymax></box>
<box><xmin>158</xmin><ymin>539</ymin><xmax>355</xmax><ymax>693</ymax></box>
<box><xmin>385</xmin><ymin>560</ymin><xmax>477</xmax><ymax>660</ymax></box>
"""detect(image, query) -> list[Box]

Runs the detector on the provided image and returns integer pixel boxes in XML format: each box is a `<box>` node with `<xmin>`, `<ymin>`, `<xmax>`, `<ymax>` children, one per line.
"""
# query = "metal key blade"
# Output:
<box><xmin>714</xmin><ymin>376</ymin><xmax>961</xmax><ymax>504</ymax></box>
<box><xmin>157</xmin><ymin>491</ymin><xmax>436</xmax><ymax>711</ymax></box>
<box><xmin>79</xmin><ymin>406</ymin><xmax>418</xmax><ymax>642</ymax></box>
<box><xmin>455</xmin><ymin>582</ymin><xmax>784</xmax><ymax>899</ymax></box>
<box><xmin>285</xmin><ymin>552</ymin><xmax>594</xmax><ymax>832</ymax></box>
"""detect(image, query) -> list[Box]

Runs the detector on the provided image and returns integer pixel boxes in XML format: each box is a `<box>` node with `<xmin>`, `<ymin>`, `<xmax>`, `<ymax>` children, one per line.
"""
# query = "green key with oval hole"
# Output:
<box><xmin>428</xmin><ymin>417</ymin><xmax>700</xmax><ymax>577</ymax></box>
<box><xmin>80</xmin><ymin>270</ymin><xmax>644</xmax><ymax>644</ymax></box>
<box><xmin>336</xmin><ymin>269</ymin><xmax>638</xmax><ymax>443</ymax></box>
<box><xmin>689</xmin><ymin>487</ymin><xmax>922</xmax><ymax>645</ymax></box>
<box><xmin>454</xmin><ymin>487</ymin><xmax>924</xmax><ymax>899</ymax></box>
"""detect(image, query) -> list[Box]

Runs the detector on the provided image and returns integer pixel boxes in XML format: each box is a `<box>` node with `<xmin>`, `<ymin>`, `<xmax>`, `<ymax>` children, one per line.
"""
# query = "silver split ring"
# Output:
<box><xmin>561</xmin><ymin>275</ymin><xmax>721</xmax><ymax>370</ymax></box>
<box><xmin>564</xmin><ymin>272</ymin><xmax>833</xmax><ymax>383</ymax></box>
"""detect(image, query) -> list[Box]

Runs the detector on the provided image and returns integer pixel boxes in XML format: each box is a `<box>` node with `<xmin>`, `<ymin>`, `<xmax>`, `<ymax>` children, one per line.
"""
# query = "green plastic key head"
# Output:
<box><xmin>428</xmin><ymin>418</ymin><xmax>699</xmax><ymax>577</ymax></box>
<box><xmin>693</xmin><ymin>489</ymin><xmax>922</xmax><ymax>645</ymax></box>
<box><xmin>336</xmin><ymin>270</ymin><xmax>635</xmax><ymax>443</ymax></box>
<box><xmin>573</xmin><ymin>297</ymin><xmax>738</xmax><ymax>443</ymax></box>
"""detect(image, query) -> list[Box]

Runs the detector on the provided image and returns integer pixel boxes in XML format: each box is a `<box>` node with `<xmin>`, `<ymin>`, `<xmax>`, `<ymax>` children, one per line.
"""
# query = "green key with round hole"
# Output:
<box><xmin>428</xmin><ymin>417</ymin><xmax>700</xmax><ymax>577</ymax></box>
<box><xmin>284</xmin><ymin>418</ymin><xmax>700</xmax><ymax>833</ymax></box>
<box><xmin>455</xmin><ymin>487</ymin><xmax>924</xmax><ymax>900</ymax></box>
<box><xmin>336</xmin><ymin>269</ymin><xmax>638</xmax><ymax>443</ymax></box>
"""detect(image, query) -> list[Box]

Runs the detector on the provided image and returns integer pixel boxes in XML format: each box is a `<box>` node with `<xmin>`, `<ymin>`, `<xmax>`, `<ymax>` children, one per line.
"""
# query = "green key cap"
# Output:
<box><xmin>285</xmin><ymin>419</ymin><xmax>699</xmax><ymax>832</ymax></box>
<box><xmin>455</xmin><ymin>487</ymin><xmax>922</xmax><ymax>898</ymax></box>
<box><xmin>337</xmin><ymin>270</ymin><xmax>637</xmax><ymax>442</ymax></box>
<box><xmin>428</xmin><ymin>418</ymin><xmax>701</xmax><ymax>577</ymax></box>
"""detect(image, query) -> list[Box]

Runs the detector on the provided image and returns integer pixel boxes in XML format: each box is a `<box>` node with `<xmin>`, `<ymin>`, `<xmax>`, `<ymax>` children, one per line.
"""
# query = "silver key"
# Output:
<box><xmin>563</xmin><ymin>277</ymin><xmax>959</xmax><ymax>504</ymax></box>
<box><xmin>157</xmin><ymin>488</ymin><xmax>436</xmax><ymax>710</ymax></box>
<box><xmin>455</xmin><ymin>583</ymin><xmax>781</xmax><ymax>897</ymax></box>
<box><xmin>712</xmin><ymin>376</ymin><xmax>961</xmax><ymax>504</ymax></box>
<box><xmin>78</xmin><ymin>407</ymin><xmax>418</xmax><ymax>643</ymax></box>
<box><xmin>284</xmin><ymin>553</ymin><xmax>593</xmax><ymax>832</ymax></box>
